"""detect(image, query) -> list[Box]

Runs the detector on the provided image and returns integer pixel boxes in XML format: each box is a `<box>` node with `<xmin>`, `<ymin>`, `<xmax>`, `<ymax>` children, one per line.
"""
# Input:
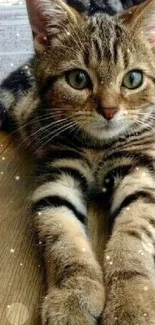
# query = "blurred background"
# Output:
<box><xmin>0</xmin><ymin>0</ymin><xmax>34</xmax><ymax>83</ymax></box>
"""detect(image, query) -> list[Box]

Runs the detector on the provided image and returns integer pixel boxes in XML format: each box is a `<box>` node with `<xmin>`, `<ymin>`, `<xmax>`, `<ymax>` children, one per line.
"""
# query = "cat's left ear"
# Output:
<box><xmin>26</xmin><ymin>0</ymin><xmax>82</xmax><ymax>53</ymax></box>
<box><xmin>120</xmin><ymin>0</ymin><xmax>155</xmax><ymax>47</ymax></box>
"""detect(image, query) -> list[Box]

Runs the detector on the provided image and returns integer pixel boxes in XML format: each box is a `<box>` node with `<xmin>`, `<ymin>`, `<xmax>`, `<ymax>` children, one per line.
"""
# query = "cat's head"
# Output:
<box><xmin>26</xmin><ymin>0</ymin><xmax>155</xmax><ymax>142</ymax></box>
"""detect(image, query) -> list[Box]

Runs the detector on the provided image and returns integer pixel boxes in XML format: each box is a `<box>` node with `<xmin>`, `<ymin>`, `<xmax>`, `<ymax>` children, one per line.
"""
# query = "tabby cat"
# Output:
<box><xmin>1</xmin><ymin>0</ymin><xmax>155</xmax><ymax>324</ymax></box>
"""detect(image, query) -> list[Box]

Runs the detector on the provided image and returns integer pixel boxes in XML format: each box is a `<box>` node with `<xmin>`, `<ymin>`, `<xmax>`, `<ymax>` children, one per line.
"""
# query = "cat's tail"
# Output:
<box><xmin>0</xmin><ymin>58</ymin><xmax>35</xmax><ymax>130</ymax></box>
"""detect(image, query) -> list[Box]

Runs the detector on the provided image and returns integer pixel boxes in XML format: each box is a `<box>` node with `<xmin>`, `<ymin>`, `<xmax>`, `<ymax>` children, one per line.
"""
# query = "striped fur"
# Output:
<box><xmin>1</xmin><ymin>0</ymin><xmax>155</xmax><ymax>324</ymax></box>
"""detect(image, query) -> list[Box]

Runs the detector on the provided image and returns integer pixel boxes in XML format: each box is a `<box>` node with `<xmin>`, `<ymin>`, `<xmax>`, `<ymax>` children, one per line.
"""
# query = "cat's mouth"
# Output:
<box><xmin>83</xmin><ymin>117</ymin><xmax>128</xmax><ymax>141</ymax></box>
<box><xmin>97</xmin><ymin>121</ymin><xmax>115</xmax><ymax>131</ymax></box>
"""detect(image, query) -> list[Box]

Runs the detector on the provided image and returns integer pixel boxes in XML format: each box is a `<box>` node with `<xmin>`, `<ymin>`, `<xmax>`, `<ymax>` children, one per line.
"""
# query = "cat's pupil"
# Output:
<box><xmin>129</xmin><ymin>72</ymin><xmax>135</xmax><ymax>85</ymax></box>
<box><xmin>75</xmin><ymin>72</ymin><xmax>86</xmax><ymax>85</ymax></box>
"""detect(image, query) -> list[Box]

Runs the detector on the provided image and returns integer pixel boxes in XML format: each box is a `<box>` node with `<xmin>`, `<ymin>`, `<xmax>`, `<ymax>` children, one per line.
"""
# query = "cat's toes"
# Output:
<box><xmin>42</xmin><ymin>277</ymin><xmax>105</xmax><ymax>325</ymax></box>
<box><xmin>101</xmin><ymin>308</ymin><xmax>155</xmax><ymax>325</ymax></box>
<box><xmin>101</xmin><ymin>281</ymin><xmax>155</xmax><ymax>325</ymax></box>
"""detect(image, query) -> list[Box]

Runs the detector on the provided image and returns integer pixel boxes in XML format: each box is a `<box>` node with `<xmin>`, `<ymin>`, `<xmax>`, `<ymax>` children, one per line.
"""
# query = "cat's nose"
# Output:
<box><xmin>98</xmin><ymin>107</ymin><xmax>118</xmax><ymax>120</ymax></box>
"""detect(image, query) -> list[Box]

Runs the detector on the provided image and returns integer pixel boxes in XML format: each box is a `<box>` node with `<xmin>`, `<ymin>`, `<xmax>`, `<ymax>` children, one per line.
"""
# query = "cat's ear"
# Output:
<box><xmin>120</xmin><ymin>0</ymin><xmax>155</xmax><ymax>47</ymax></box>
<box><xmin>26</xmin><ymin>0</ymin><xmax>81</xmax><ymax>53</ymax></box>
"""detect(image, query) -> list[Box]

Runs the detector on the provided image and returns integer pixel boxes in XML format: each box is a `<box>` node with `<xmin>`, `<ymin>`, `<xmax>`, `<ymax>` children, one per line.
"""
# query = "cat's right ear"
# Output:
<box><xmin>26</xmin><ymin>0</ymin><xmax>81</xmax><ymax>53</ymax></box>
<box><xmin>120</xmin><ymin>0</ymin><xmax>155</xmax><ymax>48</ymax></box>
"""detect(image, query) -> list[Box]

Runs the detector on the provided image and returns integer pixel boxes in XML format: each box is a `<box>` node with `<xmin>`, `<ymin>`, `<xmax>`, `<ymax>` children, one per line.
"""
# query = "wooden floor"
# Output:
<box><xmin>0</xmin><ymin>131</ymin><xmax>107</xmax><ymax>325</ymax></box>
<box><xmin>0</xmin><ymin>132</ymin><xmax>44</xmax><ymax>325</ymax></box>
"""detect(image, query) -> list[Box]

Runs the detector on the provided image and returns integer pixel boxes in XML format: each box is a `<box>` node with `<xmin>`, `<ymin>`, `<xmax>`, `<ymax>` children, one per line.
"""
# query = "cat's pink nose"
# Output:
<box><xmin>99</xmin><ymin>107</ymin><xmax>118</xmax><ymax>120</ymax></box>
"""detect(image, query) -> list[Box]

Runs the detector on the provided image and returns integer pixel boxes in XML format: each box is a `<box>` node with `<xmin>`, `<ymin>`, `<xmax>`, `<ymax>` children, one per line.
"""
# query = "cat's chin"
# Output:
<box><xmin>84</xmin><ymin>123</ymin><xmax>128</xmax><ymax>142</ymax></box>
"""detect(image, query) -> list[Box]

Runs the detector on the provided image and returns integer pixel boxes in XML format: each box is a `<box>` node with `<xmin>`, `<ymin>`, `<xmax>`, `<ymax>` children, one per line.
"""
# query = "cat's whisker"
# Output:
<box><xmin>38</xmin><ymin>121</ymin><xmax>76</xmax><ymax>151</ymax></box>
<box><xmin>15</xmin><ymin>115</ymin><xmax>68</xmax><ymax>141</ymax></box>
<box><xmin>1</xmin><ymin>118</ymin><xmax>69</xmax><ymax>166</ymax></box>
<box><xmin>25</xmin><ymin>118</ymin><xmax>69</xmax><ymax>148</ymax></box>
<box><xmin>30</xmin><ymin>118</ymin><xmax>71</xmax><ymax>143</ymax></box>
<box><xmin>0</xmin><ymin>112</ymin><xmax>61</xmax><ymax>150</ymax></box>
<box><xmin>135</xmin><ymin>118</ymin><xmax>154</xmax><ymax>132</ymax></box>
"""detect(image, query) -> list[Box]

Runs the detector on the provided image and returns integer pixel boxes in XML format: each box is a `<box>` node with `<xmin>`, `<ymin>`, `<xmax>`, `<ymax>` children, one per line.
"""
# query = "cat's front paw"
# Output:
<box><xmin>101</xmin><ymin>281</ymin><xmax>155</xmax><ymax>325</ymax></box>
<box><xmin>42</xmin><ymin>276</ymin><xmax>104</xmax><ymax>325</ymax></box>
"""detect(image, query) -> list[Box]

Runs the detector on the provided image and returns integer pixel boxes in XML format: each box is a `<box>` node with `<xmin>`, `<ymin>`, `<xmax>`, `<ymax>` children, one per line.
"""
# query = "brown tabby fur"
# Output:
<box><xmin>3</xmin><ymin>0</ymin><xmax>155</xmax><ymax>324</ymax></box>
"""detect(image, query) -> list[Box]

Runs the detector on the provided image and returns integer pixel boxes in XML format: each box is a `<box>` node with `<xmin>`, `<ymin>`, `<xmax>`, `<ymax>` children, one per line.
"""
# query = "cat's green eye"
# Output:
<box><xmin>122</xmin><ymin>70</ymin><xmax>143</xmax><ymax>89</ymax></box>
<box><xmin>65</xmin><ymin>69</ymin><xmax>91</xmax><ymax>90</ymax></box>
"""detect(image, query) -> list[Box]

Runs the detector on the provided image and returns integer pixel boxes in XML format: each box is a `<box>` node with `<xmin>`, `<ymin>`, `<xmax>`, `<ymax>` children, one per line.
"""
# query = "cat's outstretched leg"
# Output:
<box><xmin>33</xmin><ymin>153</ymin><xmax>104</xmax><ymax>325</ymax></box>
<box><xmin>101</xmin><ymin>166</ymin><xmax>155</xmax><ymax>325</ymax></box>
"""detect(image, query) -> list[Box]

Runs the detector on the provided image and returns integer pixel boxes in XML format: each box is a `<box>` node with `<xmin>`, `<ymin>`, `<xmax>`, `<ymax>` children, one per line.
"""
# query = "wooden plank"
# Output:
<box><xmin>0</xmin><ymin>132</ymin><xmax>44</xmax><ymax>325</ymax></box>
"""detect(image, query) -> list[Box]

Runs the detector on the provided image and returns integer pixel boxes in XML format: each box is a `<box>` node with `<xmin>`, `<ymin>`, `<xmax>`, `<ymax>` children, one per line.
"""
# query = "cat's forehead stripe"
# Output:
<box><xmin>93</xmin><ymin>38</ymin><xmax>102</xmax><ymax>61</ymax></box>
<box><xmin>87</xmin><ymin>15</ymin><xmax>130</xmax><ymax>69</ymax></box>
<box><xmin>87</xmin><ymin>15</ymin><xmax>119</xmax><ymax>66</ymax></box>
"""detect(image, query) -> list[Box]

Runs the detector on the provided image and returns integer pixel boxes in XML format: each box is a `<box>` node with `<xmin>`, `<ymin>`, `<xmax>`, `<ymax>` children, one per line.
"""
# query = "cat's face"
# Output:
<box><xmin>27</xmin><ymin>0</ymin><xmax>155</xmax><ymax>142</ymax></box>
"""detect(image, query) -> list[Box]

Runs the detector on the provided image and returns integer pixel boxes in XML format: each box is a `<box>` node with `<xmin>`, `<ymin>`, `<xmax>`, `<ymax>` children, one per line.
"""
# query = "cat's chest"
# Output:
<box><xmin>83</xmin><ymin>148</ymin><xmax>117</xmax><ymax>191</ymax></box>
<box><xmin>83</xmin><ymin>149</ymin><xmax>103</xmax><ymax>171</ymax></box>
<box><xmin>83</xmin><ymin>135</ymin><xmax>155</xmax><ymax>193</ymax></box>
